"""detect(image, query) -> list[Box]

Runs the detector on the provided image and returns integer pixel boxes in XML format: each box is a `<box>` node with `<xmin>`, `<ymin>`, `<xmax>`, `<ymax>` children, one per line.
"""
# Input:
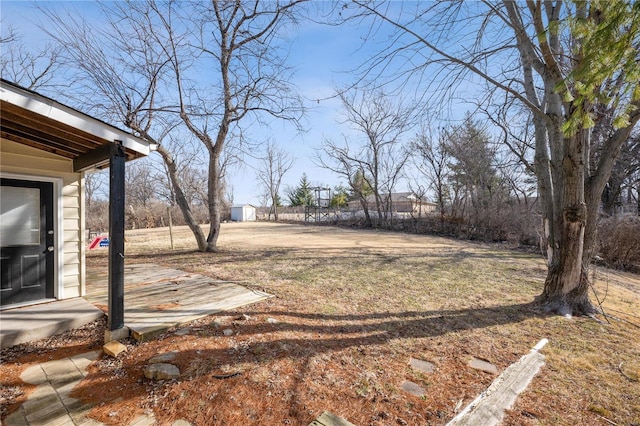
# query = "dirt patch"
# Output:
<box><xmin>4</xmin><ymin>222</ymin><xmax>640</xmax><ymax>425</ymax></box>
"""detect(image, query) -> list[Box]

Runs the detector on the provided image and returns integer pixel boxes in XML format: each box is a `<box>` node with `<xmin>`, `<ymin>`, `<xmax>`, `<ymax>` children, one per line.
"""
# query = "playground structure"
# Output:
<box><xmin>305</xmin><ymin>187</ymin><xmax>332</xmax><ymax>222</ymax></box>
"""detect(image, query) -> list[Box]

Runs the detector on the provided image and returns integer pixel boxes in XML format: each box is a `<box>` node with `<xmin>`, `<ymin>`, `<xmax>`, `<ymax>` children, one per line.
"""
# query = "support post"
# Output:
<box><xmin>108</xmin><ymin>140</ymin><xmax>126</xmax><ymax>331</ymax></box>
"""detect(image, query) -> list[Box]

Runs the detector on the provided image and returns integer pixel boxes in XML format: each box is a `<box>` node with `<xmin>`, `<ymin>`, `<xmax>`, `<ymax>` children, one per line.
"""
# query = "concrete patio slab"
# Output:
<box><xmin>0</xmin><ymin>299</ymin><xmax>104</xmax><ymax>349</ymax></box>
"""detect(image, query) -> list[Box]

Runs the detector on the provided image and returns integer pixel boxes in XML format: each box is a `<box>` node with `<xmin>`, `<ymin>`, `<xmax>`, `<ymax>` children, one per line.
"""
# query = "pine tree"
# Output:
<box><xmin>287</xmin><ymin>173</ymin><xmax>315</xmax><ymax>207</ymax></box>
<box><xmin>331</xmin><ymin>185</ymin><xmax>349</xmax><ymax>208</ymax></box>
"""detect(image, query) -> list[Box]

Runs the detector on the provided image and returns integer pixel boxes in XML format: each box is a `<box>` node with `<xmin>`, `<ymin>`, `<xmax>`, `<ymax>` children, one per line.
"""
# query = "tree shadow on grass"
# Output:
<box><xmin>229</xmin><ymin>302</ymin><xmax>551</xmax><ymax>350</ymax></box>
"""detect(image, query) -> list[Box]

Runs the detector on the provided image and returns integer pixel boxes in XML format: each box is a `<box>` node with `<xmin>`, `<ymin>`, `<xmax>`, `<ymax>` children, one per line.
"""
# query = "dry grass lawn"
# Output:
<box><xmin>2</xmin><ymin>221</ymin><xmax>639</xmax><ymax>425</ymax></box>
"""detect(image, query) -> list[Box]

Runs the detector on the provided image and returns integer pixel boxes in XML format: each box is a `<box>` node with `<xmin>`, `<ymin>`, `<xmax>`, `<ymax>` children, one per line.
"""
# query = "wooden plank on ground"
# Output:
<box><xmin>85</xmin><ymin>263</ymin><xmax>272</xmax><ymax>342</ymax></box>
<box><xmin>447</xmin><ymin>339</ymin><xmax>548</xmax><ymax>426</ymax></box>
<box><xmin>128</xmin><ymin>287</ymin><xmax>271</xmax><ymax>341</ymax></box>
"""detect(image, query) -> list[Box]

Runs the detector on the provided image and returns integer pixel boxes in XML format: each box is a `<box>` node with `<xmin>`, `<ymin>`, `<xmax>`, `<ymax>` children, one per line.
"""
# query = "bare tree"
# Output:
<box><xmin>479</xmin><ymin>99</ymin><xmax>538</xmax><ymax>209</ymax></box>
<box><xmin>255</xmin><ymin>140</ymin><xmax>294</xmax><ymax>221</ymax></box>
<box><xmin>410</xmin><ymin>124</ymin><xmax>451</xmax><ymax>224</ymax></box>
<box><xmin>84</xmin><ymin>170</ymin><xmax>109</xmax><ymax>234</ymax></box>
<box><xmin>125</xmin><ymin>161</ymin><xmax>156</xmax><ymax>208</ymax></box>
<box><xmin>131</xmin><ymin>0</ymin><xmax>305</xmax><ymax>251</ymax></box>
<box><xmin>165</xmin><ymin>165</ymin><xmax>208</xmax><ymax>208</ymax></box>
<box><xmin>316</xmin><ymin>147</ymin><xmax>374</xmax><ymax>226</ymax></box>
<box><xmin>353</xmin><ymin>0</ymin><xmax>640</xmax><ymax>315</ymax></box>
<box><xmin>601</xmin><ymin>132</ymin><xmax>640</xmax><ymax>216</ymax></box>
<box><xmin>42</xmin><ymin>0</ymin><xmax>305</xmax><ymax>251</ymax></box>
<box><xmin>404</xmin><ymin>179</ymin><xmax>429</xmax><ymax>233</ymax></box>
<box><xmin>154</xmin><ymin>135</ymin><xmax>208</xmax><ymax>208</ymax></box>
<box><xmin>84</xmin><ymin>170</ymin><xmax>105</xmax><ymax>211</ymax></box>
<box><xmin>0</xmin><ymin>25</ymin><xmax>62</xmax><ymax>90</ymax></box>
<box><xmin>0</xmin><ymin>22</ymin><xmax>17</xmax><ymax>44</ymax></box>
<box><xmin>317</xmin><ymin>89</ymin><xmax>412</xmax><ymax>228</ymax></box>
<box><xmin>39</xmin><ymin>4</ymin><xmax>212</xmax><ymax>247</ymax></box>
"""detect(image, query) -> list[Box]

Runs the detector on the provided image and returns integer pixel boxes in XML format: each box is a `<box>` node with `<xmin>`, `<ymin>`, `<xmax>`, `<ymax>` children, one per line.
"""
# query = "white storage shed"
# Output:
<box><xmin>230</xmin><ymin>204</ymin><xmax>256</xmax><ymax>222</ymax></box>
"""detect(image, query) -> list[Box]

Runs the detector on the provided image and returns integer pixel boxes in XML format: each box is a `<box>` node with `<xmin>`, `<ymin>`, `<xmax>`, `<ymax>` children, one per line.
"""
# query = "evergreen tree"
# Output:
<box><xmin>349</xmin><ymin>169</ymin><xmax>373</xmax><ymax>201</ymax></box>
<box><xmin>287</xmin><ymin>173</ymin><xmax>315</xmax><ymax>207</ymax></box>
<box><xmin>331</xmin><ymin>185</ymin><xmax>349</xmax><ymax>208</ymax></box>
<box><xmin>445</xmin><ymin>115</ymin><xmax>505</xmax><ymax>215</ymax></box>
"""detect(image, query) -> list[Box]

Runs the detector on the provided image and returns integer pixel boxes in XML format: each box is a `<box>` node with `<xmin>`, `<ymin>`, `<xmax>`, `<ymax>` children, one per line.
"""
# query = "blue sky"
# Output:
<box><xmin>1</xmin><ymin>1</ymin><xmax>472</xmax><ymax>205</ymax></box>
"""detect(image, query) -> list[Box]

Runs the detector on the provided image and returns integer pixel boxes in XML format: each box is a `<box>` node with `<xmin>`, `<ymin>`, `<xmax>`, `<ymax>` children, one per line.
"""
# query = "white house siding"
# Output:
<box><xmin>0</xmin><ymin>138</ymin><xmax>84</xmax><ymax>300</ymax></box>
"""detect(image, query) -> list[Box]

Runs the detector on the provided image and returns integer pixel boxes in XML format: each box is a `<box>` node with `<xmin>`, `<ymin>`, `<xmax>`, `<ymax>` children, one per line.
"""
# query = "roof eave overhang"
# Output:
<box><xmin>0</xmin><ymin>80</ymin><xmax>150</xmax><ymax>173</ymax></box>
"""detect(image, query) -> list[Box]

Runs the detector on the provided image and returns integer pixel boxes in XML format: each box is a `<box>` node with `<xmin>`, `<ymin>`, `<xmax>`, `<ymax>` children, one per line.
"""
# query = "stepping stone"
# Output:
<box><xmin>143</xmin><ymin>363</ymin><xmax>180</xmax><ymax>380</ymax></box>
<box><xmin>149</xmin><ymin>351</ymin><xmax>178</xmax><ymax>364</ymax></box>
<box><xmin>400</xmin><ymin>380</ymin><xmax>426</xmax><ymax>397</ymax></box>
<box><xmin>21</xmin><ymin>364</ymin><xmax>47</xmax><ymax>385</ymax></box>
<box><xmin>409</xmin><ymin>358</ymin><xmax>435</xmax><ymax>373</ymax></box>
<box><xmin>213</xmin><ymin>317</ymin><xmax>231</xmax><ymax>327</ymax></box>
<box><xmin>223</xmin><ymin>328</ymin><xmax>234</xmax><ymax>336</ymax></box>
<box><xmin>469</xmin><ymin>357</ymin><xmax>498</xmax><ymax>374</ymax></box>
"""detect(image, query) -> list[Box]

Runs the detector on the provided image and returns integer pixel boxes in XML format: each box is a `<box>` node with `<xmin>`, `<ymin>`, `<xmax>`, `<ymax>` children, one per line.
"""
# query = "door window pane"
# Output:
<box><xmin>0</xmin><ymin>186</ymin><xmax>40</xmax><ymax>246</ymax></box>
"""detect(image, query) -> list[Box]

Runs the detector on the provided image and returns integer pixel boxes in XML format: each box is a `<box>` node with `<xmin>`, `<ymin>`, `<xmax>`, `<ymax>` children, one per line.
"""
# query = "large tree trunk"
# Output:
<box><xmin>151</xmin><ymin>142</ymin><xmax>208</xmax><ymax>252</ymax></box>
<box><xmin>540</xmin><ymin>265</ymin><xmax>594</xmax><ymax>315</ymax></box>
<box><xmin>373</xmin><ymin>194</ymin><xmax>385</xmax><ymax>228</ymax></box>
<box><xmin>206</xmin><ymin>151</ymin><xmax>222</xmax><ymax>252</ymax></box>
<box><xmin>358</xmin><ymin>196</ymin><xmax>373</xmax><ymax>227</ymax></box>
<box><xmin>537</xmin><ymin>129</ymin><xmax>596</xmax><ymax>315</ymax></box>
<box><xmin>271</xmin><ymin>192</ymin><xmax>279</xmax><ymax>221</ymax></box>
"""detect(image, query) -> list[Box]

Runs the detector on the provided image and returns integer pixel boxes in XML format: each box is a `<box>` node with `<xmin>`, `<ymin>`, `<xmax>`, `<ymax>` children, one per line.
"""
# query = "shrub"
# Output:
<box><xmin>598</xmin><ymin>215</ymin><xmax>640</xmax><ymax>272</ymax></box>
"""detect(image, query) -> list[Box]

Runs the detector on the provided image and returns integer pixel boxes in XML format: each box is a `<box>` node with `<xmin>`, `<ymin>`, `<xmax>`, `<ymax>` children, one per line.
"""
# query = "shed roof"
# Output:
<box><xmin>0</xmin><ymin>79</ymin><xmax>151</xmax><ymax>172</ymax></box>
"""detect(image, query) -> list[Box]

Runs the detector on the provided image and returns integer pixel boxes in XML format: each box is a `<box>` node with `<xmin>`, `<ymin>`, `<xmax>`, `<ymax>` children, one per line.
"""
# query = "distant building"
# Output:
<box><xmin>230</xmin><ymin>204</ymin><xmax>257</xmax><ymax>222</ymax></box>
<box><xmin>348</xmin><ymin>192</ymin><xmax>437</xmax><ymax>214</ymax></box>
